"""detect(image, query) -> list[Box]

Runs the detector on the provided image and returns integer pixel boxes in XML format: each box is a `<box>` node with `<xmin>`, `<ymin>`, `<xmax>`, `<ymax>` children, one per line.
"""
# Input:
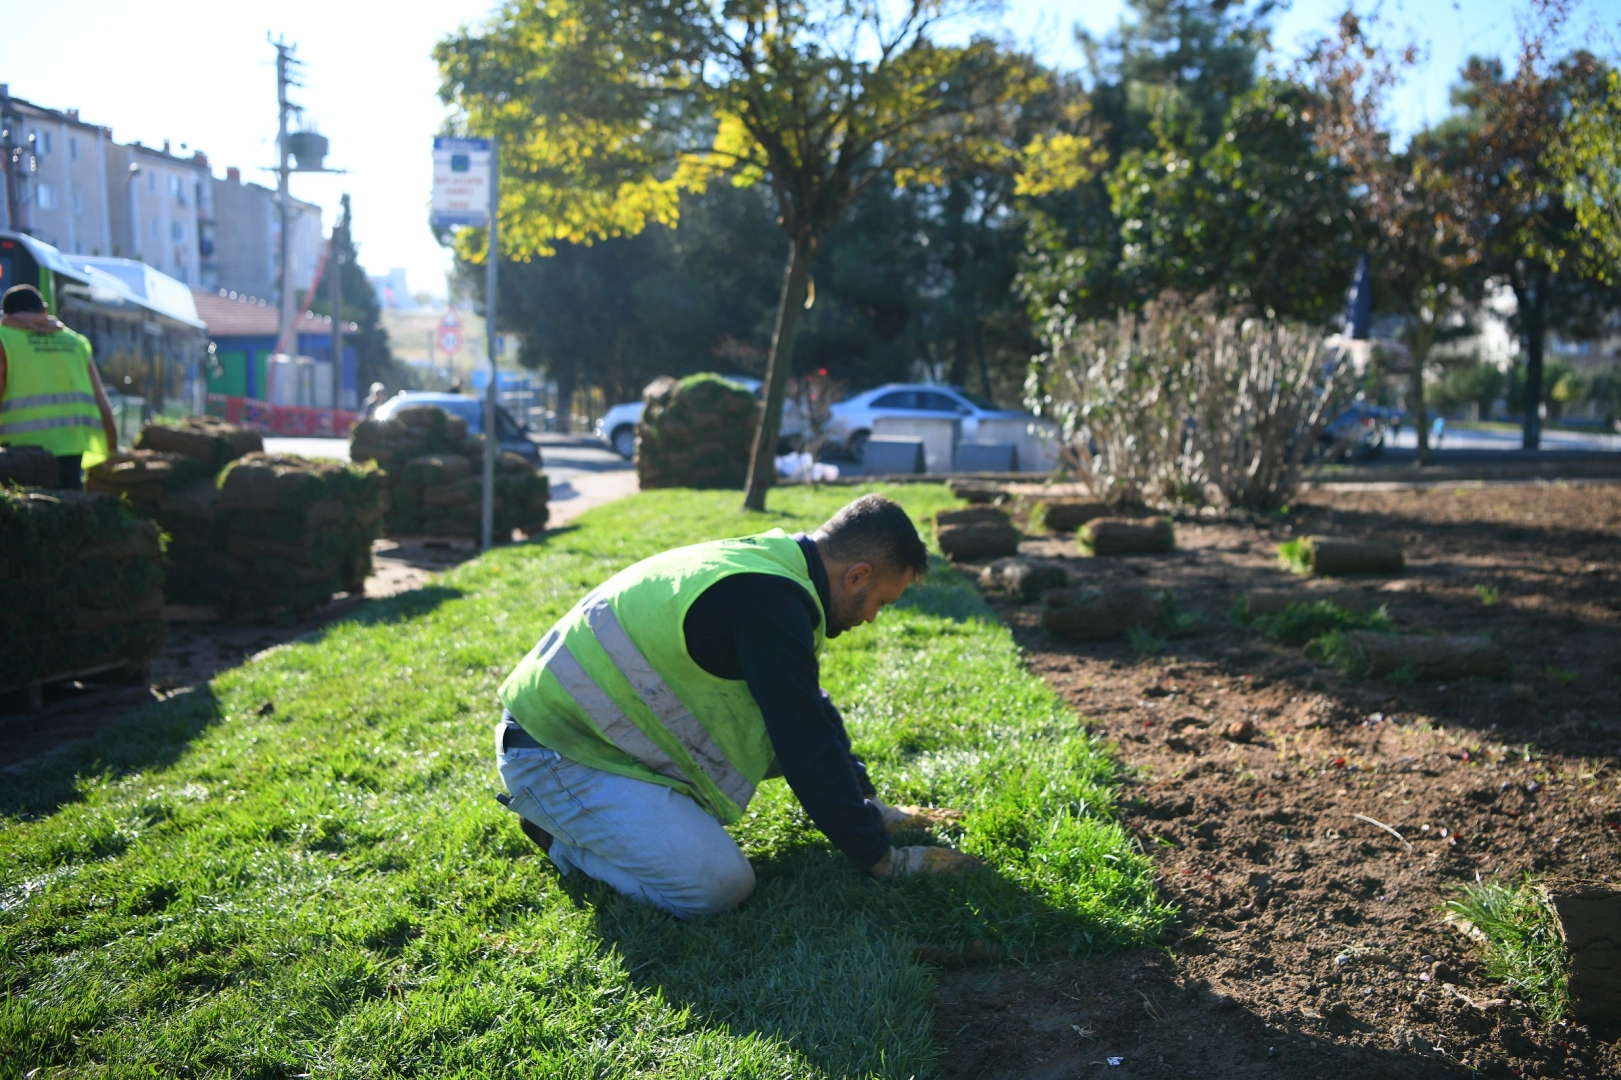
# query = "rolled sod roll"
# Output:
<box><xmin>981</xmin><ymin>558</ymin><xmax>1069</xmax><ymax>602</ymax></box>
<box><xmin>937</xmin><ymin>521</ymin><xmax>1020</xmax><ymax>561</ymax></box>
<box><xmin>1540</xmin><ymin>884</ymin><xmax>1621</xmax><ymax>1023</ymax></box>
<box><xmin>936</xmin><ymin>506</ymin><xmax>1011</xmax><ymax>528</ymax></box>
<box><xmin>1079</xmin><ymin>516</ymin><xmax>1175</xmax><ymax>556</ymax></box>
<box><xmin>950</xmin><ymin>482</ymin><xmax>1005</xmax><ymax>504</ymax></box>
<box><xmin>0</xmin><ymin>444</ymin><xmax>59</xmax><ymax>487</ymax></box>
<box><xmin>1241</xmin><ymin>587</ymin><xmax>1374</xmax><ymax>619</ymax></box>
<box><xmin>1338</xmin><ymin>631</ymin><xmax>1509</xmax><ymax>679</ymax></box>
<box><xmin>1040</xmin><ymin>501</ymin><xmax>1110</xmax><ymax>533</ymax></box>
<box><xmin>1299</xmin><ymin>537</ymin><xmax>1404</xmax><ymax>576</ymax></box>
<box><xmin>1040</xmin><ymin>585</ymin><xmax>1162</xmax><ymax>640</ymax></box>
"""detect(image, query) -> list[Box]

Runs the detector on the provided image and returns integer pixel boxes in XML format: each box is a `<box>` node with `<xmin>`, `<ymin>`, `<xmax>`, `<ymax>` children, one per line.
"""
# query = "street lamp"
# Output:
<box><xmin>125</xmin><ymin>161</ymin><xmax>141</xmax><ymax>261</ymax></box>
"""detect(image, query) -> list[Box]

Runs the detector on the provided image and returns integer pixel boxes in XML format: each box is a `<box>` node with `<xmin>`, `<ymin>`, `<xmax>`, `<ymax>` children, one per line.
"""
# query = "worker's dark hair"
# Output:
<box><xmin>813</xmin><ymin>494</ymin><xmax>929</xmax><ymax>578</ymax></box>
<box><xmin>1</xmin><ymin>284</ymin><xmax>46</xmax><ymax>315</ymax></box>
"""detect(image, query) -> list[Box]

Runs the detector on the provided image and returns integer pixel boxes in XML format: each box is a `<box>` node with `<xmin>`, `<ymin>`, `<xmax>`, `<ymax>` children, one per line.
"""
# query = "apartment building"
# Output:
<box><xmin>3</xmin><ymin>86</ymin><xmax>323</xmax><ymax>306</ymax></box>
<box><xmin>211</xmin><ymin>166</ymin><xmax>323</xmax><ymax>303</ymax></box>
<box><xmin>0</xmin><ymin>89</ymin><xmax>114</xmax><ymax>256</ymax></box>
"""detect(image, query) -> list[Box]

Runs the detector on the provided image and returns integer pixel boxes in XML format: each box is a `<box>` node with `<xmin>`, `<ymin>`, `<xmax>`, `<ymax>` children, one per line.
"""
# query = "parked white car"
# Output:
<box><xmin>825</xmin><ymin>383</ymin><xmax>1028</xmax><ymax>461</ymax></box>
<box><xmin>596</xmin><ymin>376</ymin><xmax>809</xmax><ymax>459</ymax></box>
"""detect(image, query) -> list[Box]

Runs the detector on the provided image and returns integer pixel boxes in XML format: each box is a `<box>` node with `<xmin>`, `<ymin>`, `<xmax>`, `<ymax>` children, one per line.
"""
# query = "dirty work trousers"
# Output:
<box><xmin>494</xmin><ymin>716</ymin><xmax>755</xmax><ymax>918</ymax></box>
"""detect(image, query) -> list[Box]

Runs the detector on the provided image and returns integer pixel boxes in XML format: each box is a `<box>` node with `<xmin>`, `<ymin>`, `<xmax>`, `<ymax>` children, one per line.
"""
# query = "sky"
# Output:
<box><xmin>4</xmin><ymin>0</ymin><xmax>1615</xmax><ymax>301</ymax></box>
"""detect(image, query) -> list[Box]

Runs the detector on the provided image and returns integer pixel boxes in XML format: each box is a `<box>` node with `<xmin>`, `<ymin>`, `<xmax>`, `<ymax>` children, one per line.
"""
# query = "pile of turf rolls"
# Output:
<box><xmin>136</xmin><ymin>414</ymin><xmax>264</xmax><ymax>471</ymax></box>
<box><xmin>0</xmin><ymin>444</ymin><xmax>59</xmax><ymax>488</ymax></box>
<box><xmin>88</xmin><ymin>419</ymin><xmax>263</xmax><ymax>605</ymax></box>
<box><xmin>635</xmin><ymin>373</ymin><xmax>761</xmax><ymax>490</ymax></box>
<box><xmin>0</xmin><ymin>488</ymin><xmax>166</xmax><ymax>690</ymax></box>
<box><xmin>215</xmin><ymin>453</ymin><xmax>385</xmax><ymax>617</ymax></box>
<box><xmin>350</xmin><ymin>405</ymin><xmax>549</xmax><ymax>537</ymax></box>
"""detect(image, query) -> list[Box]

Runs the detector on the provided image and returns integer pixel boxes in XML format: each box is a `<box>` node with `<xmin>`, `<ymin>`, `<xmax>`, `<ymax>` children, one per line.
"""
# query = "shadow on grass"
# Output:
<box><xmin>0</xmin><ymin>684</ymin><xmax>224</xmax><ymax>820</ymax></box>
<box><xmin>333</xmin><ymin>585</ymin><xmax>465</xmax><ymax>630</ymax></box>
<box><xmin>573</xmin><ymin>842</ymin><xmax>1129</xmax><ymax>1078</ymax></box>
<box><xmin>1</xmin><ymin>587</ymin><xmax>467</xmax><ymax>822</ymax></box>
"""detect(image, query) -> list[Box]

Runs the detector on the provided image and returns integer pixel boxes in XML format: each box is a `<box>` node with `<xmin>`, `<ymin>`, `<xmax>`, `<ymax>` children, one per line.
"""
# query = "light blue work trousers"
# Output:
<box><xmin>494</xmin><ymin>719</ymin><xmax>756</xmax><ymax>919</ymax></box>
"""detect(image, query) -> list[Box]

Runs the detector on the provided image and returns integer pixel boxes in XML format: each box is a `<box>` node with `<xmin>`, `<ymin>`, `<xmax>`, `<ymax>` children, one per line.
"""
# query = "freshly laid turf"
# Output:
<box><xmin>0</xmin><ymin>486</ymin><xmax>1171</xmax><ymax>1079</ymax></box>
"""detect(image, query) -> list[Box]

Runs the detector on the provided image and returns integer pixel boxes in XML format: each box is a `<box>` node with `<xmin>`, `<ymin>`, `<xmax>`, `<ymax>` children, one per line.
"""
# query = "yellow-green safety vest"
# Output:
<box><xmin>498</xmin><ymin>529</ymin><xmax>826</xmax><ymax>824</ymax></box>
<box><xmin>0</xmin><ymin>324</ymin><xmax>108</xmax><ymax>465</ymax></box>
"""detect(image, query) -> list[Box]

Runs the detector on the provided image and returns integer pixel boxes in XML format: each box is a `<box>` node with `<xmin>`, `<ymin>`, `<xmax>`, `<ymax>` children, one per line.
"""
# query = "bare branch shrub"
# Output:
<box><xmin>1024</xmin><ymin>297</ymin><xmax>1203</xmax><ymax>506</ymax></box>
<box><xmin>1026</xmin><ymin>294</ymin><xmax>1350</xmax><ymax>512</ymax></box>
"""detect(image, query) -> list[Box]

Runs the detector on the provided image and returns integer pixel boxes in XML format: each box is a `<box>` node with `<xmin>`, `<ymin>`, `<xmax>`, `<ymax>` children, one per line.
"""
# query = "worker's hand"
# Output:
<box><xmin>872</xmin><ymin>797</ymin><xmax>965</xmax><ymax>834</ymax></box>
<box><xmin>877</xmin><ymin>845</ymin><xmax>984</xmax><ymax>877</ymax></box>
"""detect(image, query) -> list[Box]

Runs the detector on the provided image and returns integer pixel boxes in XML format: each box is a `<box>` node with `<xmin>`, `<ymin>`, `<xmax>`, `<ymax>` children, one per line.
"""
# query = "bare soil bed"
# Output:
<box><xmin>935</xmin><ymin>481</ymin><xmax>1621</xmax><ymax>1079</ymax></box>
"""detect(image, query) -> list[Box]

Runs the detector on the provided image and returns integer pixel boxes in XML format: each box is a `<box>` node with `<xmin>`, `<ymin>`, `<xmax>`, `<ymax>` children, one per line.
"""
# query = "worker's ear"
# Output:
<box><xmin>841</xmin><ymin>561</ymin><xmax>874</xmax><ymax>593</ymax></box>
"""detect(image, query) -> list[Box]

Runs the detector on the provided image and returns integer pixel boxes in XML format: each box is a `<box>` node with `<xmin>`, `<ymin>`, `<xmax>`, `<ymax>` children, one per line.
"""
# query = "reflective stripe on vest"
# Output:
<box><xmin>0</xmin><ymin>414</ymin><xmax>99</xmax><ymax>435</ymax></box>
<box><xmin>529</xmin><ymin>614</ymin><xmax>697</xmax><ymax>789</ymax></box>
<box><xmin>578</xmin><ymin>593</ymin><xmax>756</xmax><ymax>810</ymax></box>
<box><xmin>1</xmin><ymin>391</ymin><xmax>97</xmax><ymax>412</ymax></box>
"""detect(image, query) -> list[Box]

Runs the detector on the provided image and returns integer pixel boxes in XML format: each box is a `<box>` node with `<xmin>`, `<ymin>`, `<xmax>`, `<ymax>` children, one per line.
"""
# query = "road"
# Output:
<box><xmin>1386</xmin><ymin>423</ymin><xmax>1621</xmax><ymax>453</ymax></box>
<box><xmin>264</xmin><ymin>433</ymin><xmax>637</xmax><ymax>527</ymax></box>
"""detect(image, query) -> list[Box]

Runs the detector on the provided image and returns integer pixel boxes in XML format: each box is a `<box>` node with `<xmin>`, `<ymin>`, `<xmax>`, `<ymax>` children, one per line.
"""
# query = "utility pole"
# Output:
<box><xmin>272</xmin><ymin>37</ymin><xmax>300</xmax><ymax>356</ymax></box>
<box><xmin>331</xmin><ymin>202</ymin><xmax>344</xmax><ymax>401</ymax></box>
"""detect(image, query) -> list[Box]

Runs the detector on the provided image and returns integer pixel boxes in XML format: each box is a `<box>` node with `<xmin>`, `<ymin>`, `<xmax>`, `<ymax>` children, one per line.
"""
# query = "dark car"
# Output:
<box><xmin>375</xmin><ymin>392</ymin><xmax>543</xmax><ymax>468</ymax></box>
<box><xmin>1319</xmin><ymin>403</ymin><xmax>1388</xmax><ymax>461</ymax></box>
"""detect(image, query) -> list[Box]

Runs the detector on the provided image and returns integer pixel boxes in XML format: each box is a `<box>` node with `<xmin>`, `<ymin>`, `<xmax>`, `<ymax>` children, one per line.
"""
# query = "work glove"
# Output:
<box><xmin>872</xmin><ymin>797</ymin><xmax>965</xmax><ymax>834</ymax></box>
<box><xmin>882</xmin><ymin>845</ymin><xmax>984</xmax><ymax>877</ymax></box>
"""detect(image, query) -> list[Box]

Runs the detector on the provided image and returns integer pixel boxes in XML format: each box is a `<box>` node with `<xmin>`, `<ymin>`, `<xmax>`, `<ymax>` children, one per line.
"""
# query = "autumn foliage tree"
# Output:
<box><xmin>1312</xmin><ymin>13</ymin><xmax>1475</xmax><ymax>465</ymax></box>
<box><xmin>436</xmin><ymin>0</ymin><xmax>1039</xmax><ymax>509</ymax></box>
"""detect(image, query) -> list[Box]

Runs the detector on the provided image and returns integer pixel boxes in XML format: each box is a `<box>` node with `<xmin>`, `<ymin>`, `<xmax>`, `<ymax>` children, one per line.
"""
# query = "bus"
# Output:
<box><xmin>0</xmin><ymin>231</ymin><xmax>209</xmax><ymax>440</ymax></box>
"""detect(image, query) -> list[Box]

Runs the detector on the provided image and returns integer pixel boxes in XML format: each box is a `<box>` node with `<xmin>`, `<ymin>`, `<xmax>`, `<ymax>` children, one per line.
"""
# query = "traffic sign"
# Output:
<box><xmin>431</xmin><ymin>137</ymin><xmax>491</xmax><ymax>228</ymax></box>
<box><xmin>438</xmin><ymin>308</ymin><xmax>463</xmax><ymax>355</ymax></box>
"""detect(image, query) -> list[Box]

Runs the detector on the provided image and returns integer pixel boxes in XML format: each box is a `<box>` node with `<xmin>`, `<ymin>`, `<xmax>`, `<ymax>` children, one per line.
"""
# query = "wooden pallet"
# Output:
<box><xmin>2</xmin><ymin>658</ymin><xmax>153</xmax><ymax>714</ymax></box>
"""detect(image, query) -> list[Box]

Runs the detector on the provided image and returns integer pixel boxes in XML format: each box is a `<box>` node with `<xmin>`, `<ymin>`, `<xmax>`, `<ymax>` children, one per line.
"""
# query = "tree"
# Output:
<box><xmin>1443</xmin><ymin>2</ymin><xmax>1617</xmax><ymax>449</ymax></box>
<box><xmin>1019</xmin><ymin>0</ymin><xmax>1359</xmax><ymax>329</ymax></box>
<box><xmin>308</xmin><ymin>194</ymin><xmax>404</xmax><ymax>397</ymax></box>
<box><xmin>1312</xmin><ymin>13</ymin><xmax>1475</xmax><ymax>466</ymax></box>
<box><xmin>436</xmin><ymin>0</ymin><xmax>1037</xmax><ymax>509</ymax></box>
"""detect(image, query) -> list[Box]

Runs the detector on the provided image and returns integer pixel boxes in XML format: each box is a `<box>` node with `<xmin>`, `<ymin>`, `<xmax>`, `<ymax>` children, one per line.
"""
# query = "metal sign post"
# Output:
<box><xmin>431</xmin><ymin>136</ymin><xmax>498</xmax><ymax>550</ymax></box>
<box><xmin>481</xmin><ymin>145</ymin><xmax>499</xmax><ymax>551</ymax></box>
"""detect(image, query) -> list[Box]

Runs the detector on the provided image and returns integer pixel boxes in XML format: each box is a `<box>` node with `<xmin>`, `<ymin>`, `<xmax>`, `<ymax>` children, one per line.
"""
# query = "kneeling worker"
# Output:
<box><xmin>495</xmin><ymin>493</ymin><xmax>979</xmax><ymax>917</ymax></box>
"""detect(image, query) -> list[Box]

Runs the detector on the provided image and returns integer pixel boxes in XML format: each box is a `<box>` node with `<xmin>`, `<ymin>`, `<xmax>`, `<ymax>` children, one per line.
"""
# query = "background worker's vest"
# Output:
<box><xmin>499</xmin><ymin>529</ymin><xmax>826</xmax><ymax>824</ymax></box>
<box><xmin>0</xmin><ymin>325</ymin><xmax>108</xmax><ymax>465</ymax></box>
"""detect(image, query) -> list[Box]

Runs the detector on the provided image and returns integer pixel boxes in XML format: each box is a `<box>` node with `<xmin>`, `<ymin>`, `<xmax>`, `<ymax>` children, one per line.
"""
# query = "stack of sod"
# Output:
<box><xmin>0</xmin><ymin>488</ymin><xmax>166</xmax><ymax>690</ymax></box>
<box><xmin>136</xmin><ymin>415</ymin><xmax>264</xmax><ymax>470</ymax></box>
<box><xmin>89</xmin><ymin>419</ymin><xmax>263</xmax><ymax>605</ymax></box>
<box><xmin>216</xmin><ymin>453</ymin><xmax>384</xmax><ymax>617</ymax></box>
<box><xmin>350</xmin><ymin>406</ymin><xmax>548</xmax><ymax>537</ymax></box>
<box><xmin>0</xmin><ymin>444</ymin><xmax>59</xmax><ymax>488</ymax></box>
<box><xmin>635</xmin><ymin>374</ymin><xmax>761</xmax><ymax>490</ymax></box>
<box><xmin>398</xmin><ymin>449</ymin><xmax>550</xmax><ymax>538</ymax></box>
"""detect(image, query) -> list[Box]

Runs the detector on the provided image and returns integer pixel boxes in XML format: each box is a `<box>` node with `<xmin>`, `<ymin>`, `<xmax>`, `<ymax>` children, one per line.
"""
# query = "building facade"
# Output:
<box><xmin>102</xmin><ymin>139</ymin><xmax>213</xmax><ymax>287</ymax></box>
<box><xmin>210</xmin><ymin>167</ymin><xmax>323</xmax><ymax>304</ymax></box>
<box><xmin>0</xmin><ymin>89</ymin><xmax>114</xmax><ymax>257</ymax></box>
<box><xmin>3</xmin><ymin>86</ymin><xmax>324</xmax><ymax>310</ymax></box>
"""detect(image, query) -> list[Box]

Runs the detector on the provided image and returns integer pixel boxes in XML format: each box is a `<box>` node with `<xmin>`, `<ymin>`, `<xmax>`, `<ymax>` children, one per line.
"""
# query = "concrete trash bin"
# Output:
<box><xmin>872</xmin><ymin>416</ymin><xmax>959</xmax><ymax>473</ymax></box>
<box><xmin>863</xmin><ymin>436</ymin><xmax>926</xmax><ymax>475</ymax></box>
<box><xmin>956</xmin><ymin>441</ymin><xmax>1017</xmax><ymax>473</ymax></box>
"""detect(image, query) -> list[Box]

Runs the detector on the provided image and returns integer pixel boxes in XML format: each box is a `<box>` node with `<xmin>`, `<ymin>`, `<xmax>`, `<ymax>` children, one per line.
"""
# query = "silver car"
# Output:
<box><xmin>826</xmin><ymin>383</ymin><xmax>1025</xmax><ymax>461</ymax></box>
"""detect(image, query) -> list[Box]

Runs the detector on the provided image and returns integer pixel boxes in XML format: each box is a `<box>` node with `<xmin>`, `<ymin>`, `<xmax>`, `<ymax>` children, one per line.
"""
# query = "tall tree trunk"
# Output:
<box><xmin>1515</xmin><ymin>269</ymin><xmax>1546</xmax><ymax>451</ymax></box>
<box><xmin>1410</xmin><ymin>345</ymin><xmax>1430</xmax><ymax>466</ymax></box>
<box><xmin>743</xmin><ymin>232</ymin><xmax>816</xmax><ymax>512</ymax></box>
<box><xmin>553</xmin><ymin>362</ymin><xmax>577</xmax><ymax>434</ymax></box>
<box><xmin>1408</xmin><ymin>305</ymin><xmax>1436</xmax><ymax>467</ymax></box>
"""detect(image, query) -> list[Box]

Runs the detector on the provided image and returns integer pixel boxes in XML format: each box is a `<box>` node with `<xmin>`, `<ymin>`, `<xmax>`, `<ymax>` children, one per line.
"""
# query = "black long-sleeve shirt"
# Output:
<box><xmin>681</xmin><ymin>534</ymin><xmax>891</xmax><ymax>869</ymax></box>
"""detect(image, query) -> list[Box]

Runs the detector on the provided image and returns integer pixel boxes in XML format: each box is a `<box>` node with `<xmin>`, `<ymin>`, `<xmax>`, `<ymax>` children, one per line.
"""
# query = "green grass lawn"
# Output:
<box><xmin>1</xmin><ymin>486</ymin><xmax>1171</xmax><ymax>1079</ymax></box>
